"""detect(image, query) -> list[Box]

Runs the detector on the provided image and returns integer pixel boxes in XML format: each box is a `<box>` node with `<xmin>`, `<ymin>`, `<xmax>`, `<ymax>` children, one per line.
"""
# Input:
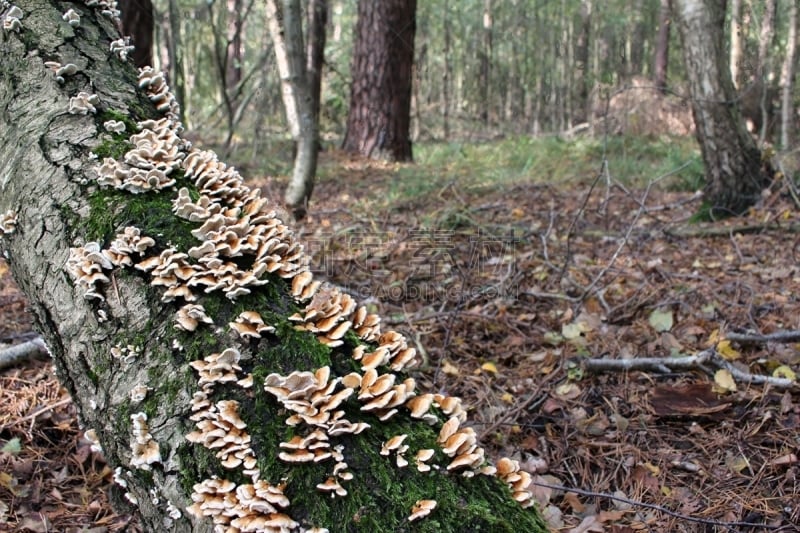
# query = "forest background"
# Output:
<box><xmin>1</xmin><ymin>0</ymin><xmax>800</xmax><ymax>531</ymax></box>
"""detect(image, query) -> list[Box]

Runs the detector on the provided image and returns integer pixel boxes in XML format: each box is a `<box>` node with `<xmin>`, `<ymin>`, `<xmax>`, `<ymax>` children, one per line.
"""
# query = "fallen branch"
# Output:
<box><xmin>724</xmin><ymin>329</ymin><xmax>800</xmax><ymax>344</ymax></box>
<box><xmin>0</xmin><ymin>337</ymin><xmax>49</xmax><ymax>371</ymax></box>
<box><xmin>583</xmin><ymin>348</ymin><xmax>796</xmax><ymax>389</ymax></box>
<box><xmin>665</xmin><ymin>221</ymin><xmax>800</xmax><ymax>238</ymax></box>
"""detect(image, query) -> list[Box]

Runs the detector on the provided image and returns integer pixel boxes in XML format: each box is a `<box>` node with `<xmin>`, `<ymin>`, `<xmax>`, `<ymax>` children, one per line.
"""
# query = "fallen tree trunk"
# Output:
<box><xmin>0</xmin><ymin>1</ymin><xmax>547</xmax><ymax>531</ymax></box>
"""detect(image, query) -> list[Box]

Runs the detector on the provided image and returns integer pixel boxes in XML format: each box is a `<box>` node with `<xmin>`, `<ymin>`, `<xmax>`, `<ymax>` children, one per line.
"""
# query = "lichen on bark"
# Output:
<box><xmin>0</xmin><ymin>1</ymin><xmax>548</xmax><ymax>531</ymax></box>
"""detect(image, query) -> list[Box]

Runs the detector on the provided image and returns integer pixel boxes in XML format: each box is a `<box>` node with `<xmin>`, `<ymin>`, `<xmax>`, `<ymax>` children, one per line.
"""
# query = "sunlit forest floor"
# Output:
<box><xmin>2</xmin><ymin>134</ymin><xmax>799</xmax><ymax>532</ymax></box>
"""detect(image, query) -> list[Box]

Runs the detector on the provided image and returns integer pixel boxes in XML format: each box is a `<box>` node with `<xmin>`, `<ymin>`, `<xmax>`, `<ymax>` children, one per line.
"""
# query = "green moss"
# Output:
<box><xmin>84</xmin><ymin>185</ymin><xmax>196</xmax><ymax>248</ymax></box>
<box><xmin>688</xmin><ymin>201</ymin><xmax>715</xmax><ymax>223</ymax></box>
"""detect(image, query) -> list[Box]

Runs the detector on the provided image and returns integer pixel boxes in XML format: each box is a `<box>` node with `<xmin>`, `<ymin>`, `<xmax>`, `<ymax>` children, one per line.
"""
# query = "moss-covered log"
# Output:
<box><xmin>0</xmin><ymin>1</ymin><xmax>548</xmax><ymax>531</ymax></box>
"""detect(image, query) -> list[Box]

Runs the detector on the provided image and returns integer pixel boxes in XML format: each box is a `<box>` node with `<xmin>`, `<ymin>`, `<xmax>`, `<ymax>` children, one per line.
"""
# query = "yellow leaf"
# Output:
<box><xmin>501</xmin><ymin>392</ymin><xmax>514</xmax><ymax>404</ymax></box>
<box><xmin>660</xmin><ymin>485</ymin><xmax>672</xmax><ymax>497</ymax></box>
<box><xmin>441</xmin><ymin>360</ymin><xmax>460</xmax><ymax>376</ymax></box>
<box><xmin>480</xmin><ymin>362</ymin><xmax>498</xmax><ymax>374</ymax></box>
<box><xmin>716</xmin><ymin>340</ymin><xmax>740</xmax><ymax>361</ymax></box>
<box><xmin>713</xmin><ymin>369</ymin><xmax>737</xmax><ymax>393</ymax></box>
<box><xmin>561</xmin><ymin>323</ymin><xmax>582</xmax><ymax>340</ymax></box>
<box><xmin>642</xmin><ymin>462</ymin><xmax>660</xmax><ymax>476</ymax></box>
<box><xmin>511</xmin><ymin>207</ymin><xmax>525</xmax><ymax>219</ymax></box>
<box><xmin>510</xmin><ymin>424</ymin><xmax>522</xmax><ymax>434</ymax></box>
<box><xmin>772</xmin><ymin>365</ymin><xmax>797</xmax><ymax>381</ymax></box>
<box><xmin>706</xmin><ymin>329</ymin><xmax>720</xmax><ymax>346</ymax></box>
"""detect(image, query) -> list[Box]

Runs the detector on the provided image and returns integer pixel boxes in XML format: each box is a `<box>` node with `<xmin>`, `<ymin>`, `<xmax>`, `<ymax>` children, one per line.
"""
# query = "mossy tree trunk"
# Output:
<box><xmin>0</xmin><ymin>1</ymin><xmax>547</xmax><ymax>532</ymax></box>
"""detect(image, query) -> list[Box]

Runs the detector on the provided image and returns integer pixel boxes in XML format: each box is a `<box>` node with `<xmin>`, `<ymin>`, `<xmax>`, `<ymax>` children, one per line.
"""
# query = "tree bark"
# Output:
<box><xmin>653</xmin><ymin>0</ymin><xmax>671</xmax><ymax>92</ymax></box>
<box><xmin>266</xmin><ymin>0</ymin><xmax>320</xmax><ymax>219</ymax></box>
<box><xmin>342</xmin><ymin>0</ymin><xmax>416</xmax><ymax>162</ymax></box>
<box><xmin>780</xmin><ymin>0</ymin><xmax>798</xmax><ymax>149</ymax></box>
<box><xmin>729</xmin><ymin>0</ymin><xmax>743</xmax><ymax>88</ymax></box>
<box><xmin>118</xmin><ymin>0</ymin><xmax>154</xmax><ymax>69</ymax></box>
<box><xmin>0</xmin><ymin>1</ymin><xmax>548</xmax><ymax>531</ymax></box>
<box><xmin>306</xmin><ymin>0</ymin><xmax>327</xmax><ymax>130</ymax></box>
<box><xmin>674</xmin><ymin>0</ymin><xmax>773</xmax><ymax>217</ymax></box>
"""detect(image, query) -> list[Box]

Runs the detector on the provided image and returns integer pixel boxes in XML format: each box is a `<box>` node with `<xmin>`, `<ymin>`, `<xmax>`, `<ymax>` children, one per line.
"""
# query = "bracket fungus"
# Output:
<box><xmin>110</xmin><ymin>37</ymin><xmax>134</xmax><ymax>61</ymax></box>
<box><xmin>68</xmin><ymin>91</ymin><xmax>99</xmax><ymax>114</ymax></box>
<box><xmin>129</xmin><ymin>412</ymin><xmax>162</xmax><ymax>471</ymax></box>
<box><xmin>65</xmin><ymin>242</ymin><xmax>112</xmax><ymax>300</ymax></box>
<box><xmin>0</xmin><ymin>209</ymin><xmax>17</xmax><ymax>235</ymax></box>
<box><xmin>2</xmin><ymin>4</ymin><xmax>22</xmax><ymax>32</ymax></box>
<box><xmin>62</xmin><ymin>7</ymin><xmax>79</xmax><ymax>26</ymax></box>
<box><xmin>49</xmin><ymin>47</ymin><xmax>546</xmax><ymax>530</ymax></box>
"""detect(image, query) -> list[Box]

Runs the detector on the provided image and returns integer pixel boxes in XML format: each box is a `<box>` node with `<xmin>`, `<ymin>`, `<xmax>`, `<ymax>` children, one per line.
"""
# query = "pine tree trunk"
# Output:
<box><xmin>780</xmin><ymin>0</ymin><xmax>798</xmax><ymax>149</ymax></box>
<box><xmin>0</xmin><ymin>1</ymin><xmax>548</xmax><ymax>531</ymax></box>
<box><xmin>653</xmin><ymin>0</ymin><xmax>671</xmax><ymax>92</ymax></box>
<box><xmin>342</xmin><ymin>0</ymin><xmax>416</xmax><ymax>161</ymax></box>
<box><xmin>674</xmin><ymin>0</ymin><xmax>773</xmax><ymax>217</ymax></box>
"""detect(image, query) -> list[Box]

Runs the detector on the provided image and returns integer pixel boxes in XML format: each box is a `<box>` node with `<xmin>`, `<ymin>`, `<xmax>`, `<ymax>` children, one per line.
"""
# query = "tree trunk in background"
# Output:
<box><xmin>755</xmin><ymin>0</ymin><xmax>777</xmax><ymax>144</ymax></box>
<box><xmin>479</xmin><ymin>0</ymin><xmax>493</xmax><ymax>125</ymax></box>
<box><xmin>267</xmin><ymin>0</ymin><xmax>319</xmax><ymax>219</ymax></box>
<box><xmin>729</xmin><ymin>0</ymin><xmax>743</xmax><ymax>88</ymax></box>
<box><xmin>342</xmin><ymin>0</ymin><xmax>416</xmax><ymax>161</ymax></box>
<box><xmin>119</xmin><ymin>0</ymin><xmax>154</xmax><ymax>69</ymax></box>
<box><xmin>306</xmin><ymin>0</ymin><xmax>328</xmax><ymax>129</ymax></box>
<box><xmin>226</xmin><ymin>0</ymin><xmax>245</xmax><ymax>90</ymax></box>
<box><xmin>781</xmin><ymin>0</ymin><xmax>798</xmax><ymax>149</ymax></box>
<box><xmin>674</xmin><ymin>0</ymin><xmax>773</xmax><ymax>217</ymax></box>
<box><xmin>653</xmin><ymin>0</ymin><xmax>671</xmax><ymax>92</ymax></box>
<box><xmin>442</xmin><ymin>0</ymin><xmax>451</xmax><ymax>139</ymax></box>
<box><xmin>575</xmin><ymin>0</ymin><xmax>592</xmax><ymax>121</ymax></box>
<box><xmin>166</xmin><ymin>0</ymin><xmax>186</xmax><ymax>124</ymax></box>
<box><xmin>0</xmin><ymin>1</ymin><xmax>549</xmax><ymax>531</ymax></box>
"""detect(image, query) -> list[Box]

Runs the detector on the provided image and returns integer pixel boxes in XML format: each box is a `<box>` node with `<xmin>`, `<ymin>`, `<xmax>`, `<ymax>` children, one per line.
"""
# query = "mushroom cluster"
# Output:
<box><xmin>186</xmin><ymin>399</ymin><xmax>259</xmax><ymax>477</ymax></box>
<box><xmin>101</xmin><ymin>226</ymin><xmax>155</xmax><ymax>267</ymax></box>
<box><xmin>62</xmin><ymin>8</ymin><xmax>80</xmax><ymax>27</ymax></box>
<box><xmin>103</xmin><ymin>119</ymin><xmax>126</xmax><ymax>134</ymax></box>
<box><xmin>109</xmin><ymin>37</ymin><xmax>134</xmax><ymax>61</ymax></box>
<box><xmin>2</xmin><ymin>4</ymin><xmax>22</xmax><ymax>32</ymax></box>
<box><xmin>495</xmin><ymin>457</ymin><xmax>535</xmax><ymax>508</ymax></box>
<box><xmin>95</xmin><ymin>118</ymin><xmax>184</xmax><ymax>193</ymax></box>
<box><xmin>289</xmin><ymin>286</ymin><xmax>356</xmax><ymax>347</ymax></box>
<box><xmin>175</xmin><ymin>303</ymin><xmax>214</xmax><ymax>332</ymax></box>
<box><xmin>230</xmin><ymin>311</ymin><xmax>274</xmax><ymax>339</ymax></box>
<box><xmin>0</xmin><ymin>209</ymin><xmax>17</xmax><ymax>235</ymax></box>
<box><xmin>129</xmin><ymin>412</ymin><xmax>162</xmax><ymax>470</ymax></box>
<box><xmin>65</xmin><ymin>242</ymin><xmax>112</xmax><ymax>300</ymax></box>
<box><xmin>68</xmin><ymin>91</ymin><xmax>99</xmax><ymax>114</ymax></box>
<box><xmin>352</xmin><ymin>330</ymin><xmax>418</xmax><ymax>372</ymax></box>
<box><xmin>138</xmin><ymin>66</ymin><xmax>180</xmax><ymax>119</ymax></box>
<box><xmin>44</xmin><ymin>61</ymin><xmax>79</xmax><ymax>84</ymax></box>
<box><xmin>437</xmin><ymin>416</ymin><xmax>486</xmax><ymax>474</ymax></box>
<box><xmin>408</xmin><ymin>499</ymin><xmax>437</xmax><ymax>522</ymax></box>
<box><xmin>187</xmin><ymin>478</ymin><xmax>299</xmax><ymax>532</ymax></box>
<box><xmin>84</xmin><ymin>0</ymin><xmax>120</xmax><ymax>22</ymax></box>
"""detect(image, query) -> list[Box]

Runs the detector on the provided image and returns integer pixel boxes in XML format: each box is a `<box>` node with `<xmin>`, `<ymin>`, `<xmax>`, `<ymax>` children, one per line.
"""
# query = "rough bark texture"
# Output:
<box><xmin>780</xmin><ymin>0</ymin><xmax>798</xmax><ymax>149</ymax></box>
<box><xmin>266</xmin><ymin>0</ymin><xmax>319</xmax><ymax>219</ymax></box>
<box><xmin>674</xmin><ymin>0</ymin><xmax>773</xmax><ymax>217</ymax></box>
<box><xmin>0</xmin><ymin>1</ymin><xmax>548</xmax><ymax>532</ymax></box>
<box><xmin>653</xmin><ymin>0</ymin><xmax>671</xmax><ymax>92</ymax></box>
<box><xmin>118</xmin><ymin>0</ymin><xmax>153</xmax><ymax>69</ymax></box>
<box><xmin>342</xmin><ymin>0</ymin><xmax>416</xmax><ymax>162</ymax></box>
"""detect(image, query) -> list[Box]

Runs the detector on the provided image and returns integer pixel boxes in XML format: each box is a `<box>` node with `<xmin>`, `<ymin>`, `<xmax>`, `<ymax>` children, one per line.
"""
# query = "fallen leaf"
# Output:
<box><xmin>563</xmin><ymin>491</ymin><xmax>585</xmax><ymax>513</ymax></box>
<box><xmin>716</xmin><ymin>340</ymin><xmax>741</xmax><ymax>361</ymax></box>
<box><xmin>568</xmin><ymin>514</ymin><xmax>604</xmax><ymax>533</ymax></box>
<box><xmin>772</xmin><ymin>365</ymin><xmax>796</xmax><ymax>381</ymax></box>
<box><xmin>713</xmin><ymin>369</ymin><xmax>737</xmax><ymax>393</ymax></box>
<box><xmin>562</xmin><ymin>322</ymin><xmax>583</xmax><ymax>340</ymax></box>
<box><xmin>480</xmin><ymin>361</ymin><xmax>498</xmax><ymax>374</ymax></box>
<box><xmin>441</xmin><ymin>360</ymin><xmax>460</xmax><ymax>376</ymax></box>
<box><xmin>500</xmin><ymin>392</ymin><xmax>514</xmax><ymax>404</ymax></box>
<box><xmin>648</xmin><ymin>308</ymin><xmax>673</xmax><ymax>332</ymax></box>
<box><xmin>1</xmin><ymin>437</ymin><xmax>21</xmax><ymax>454</ymax></box>
<box><xmin>555</xmin><ymin>382</ymin><xmax>582</xmax><ymax>399</ymax></box>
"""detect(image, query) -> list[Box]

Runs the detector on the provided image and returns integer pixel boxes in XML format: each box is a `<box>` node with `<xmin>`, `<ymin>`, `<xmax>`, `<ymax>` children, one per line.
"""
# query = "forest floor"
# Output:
<box><xmin>1</xmin><ymin>136</ymin><xmax>799</xmax><ymax>532</ymax></box>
